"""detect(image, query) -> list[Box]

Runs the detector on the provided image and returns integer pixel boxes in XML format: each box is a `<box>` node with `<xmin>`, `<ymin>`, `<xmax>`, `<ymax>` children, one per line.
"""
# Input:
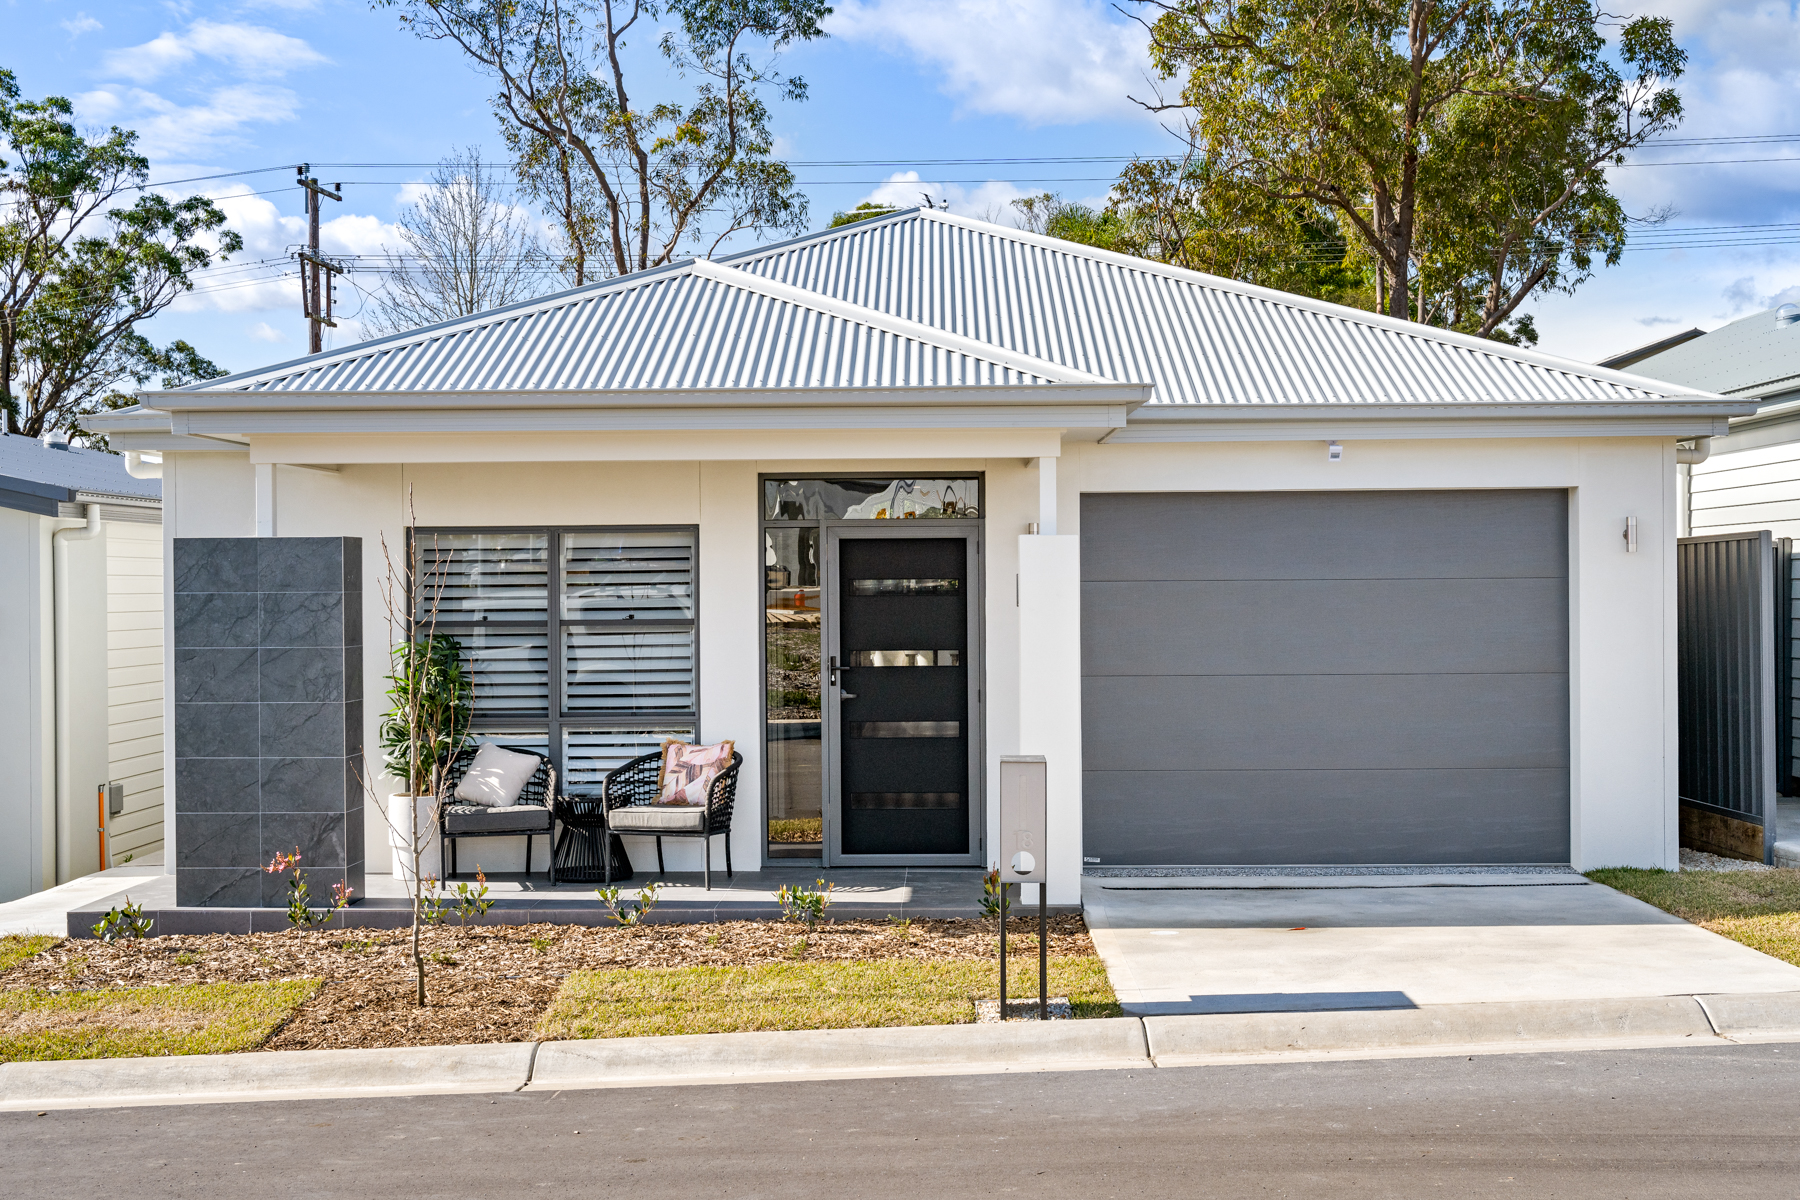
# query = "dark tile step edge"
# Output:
<box><xmin>67</xmin><ymin>904</ymin><xmax>1078</xmax><ymax>937</ymax></box>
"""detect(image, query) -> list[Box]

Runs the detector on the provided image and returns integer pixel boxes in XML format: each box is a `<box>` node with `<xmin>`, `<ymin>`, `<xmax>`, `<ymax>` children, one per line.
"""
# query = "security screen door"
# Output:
<box><xmin>823</xmin><ymin>527</ymin><xmax>983</xmax><ymax>865</ymax></box>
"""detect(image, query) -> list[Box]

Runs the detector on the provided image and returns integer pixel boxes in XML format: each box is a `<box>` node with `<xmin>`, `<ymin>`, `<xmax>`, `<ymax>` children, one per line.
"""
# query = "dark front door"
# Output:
<box><xmin>825</xmin><ymin>529</ymin><xmax>982</xmax><ymax>864</ymax></box>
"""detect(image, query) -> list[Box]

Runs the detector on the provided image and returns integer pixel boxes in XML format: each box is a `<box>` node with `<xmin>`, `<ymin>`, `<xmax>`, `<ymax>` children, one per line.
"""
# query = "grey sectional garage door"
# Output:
<box><xmin>1081</xmin><ymin>490</ymin><xmax>1570</xmax><ymax>866</ymax></box>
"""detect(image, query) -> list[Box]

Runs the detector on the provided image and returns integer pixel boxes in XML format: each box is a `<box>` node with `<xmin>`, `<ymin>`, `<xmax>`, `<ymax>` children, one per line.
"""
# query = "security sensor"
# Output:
<box><xmin>1327</xmin><ymin>441</ymin><xmax>1343</xmax><ymax>462</ymax></box>
<box><xmin>1010</xmin><ymin>849</ymin><xmax>1036</xmax><ymax>877</ymax></box>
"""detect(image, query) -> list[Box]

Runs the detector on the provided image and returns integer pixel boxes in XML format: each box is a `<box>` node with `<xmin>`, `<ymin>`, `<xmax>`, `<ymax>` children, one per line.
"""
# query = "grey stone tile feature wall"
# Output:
<box><xmin>173</xmin><ymin>537</ymin><xmax>364</xmax><ymax>908</ymax></box>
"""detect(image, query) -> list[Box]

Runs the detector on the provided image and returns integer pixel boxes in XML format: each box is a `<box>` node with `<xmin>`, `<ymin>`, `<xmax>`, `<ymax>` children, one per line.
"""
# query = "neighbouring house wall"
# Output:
<box><xmin>1686</xmin><ymin>433</ymin><xmax>1800</xmax><ymax>541</ymax></box>
<box><xmin>0</xmin><ymin>508</ymin><xmax>163</xmax><ymax>898</ymax></box>
<box><xmin>106</xmin><ymin>517</ymin><xmax>164</xmax><ymax>866</ymax></box>
<box><xmin>1064</xmin><ymin>436</ymin><xmax>1679</xmax><ymax>873</ymax></box>
<box><xmin>58</xmin><ymin>519</ymin><xmax>111</xmax><ymax>884</ymax></box>
<box><xmin>0</xmin><ymin>507</ymin><xmax>45</xmax><ymax>901</ymax></box>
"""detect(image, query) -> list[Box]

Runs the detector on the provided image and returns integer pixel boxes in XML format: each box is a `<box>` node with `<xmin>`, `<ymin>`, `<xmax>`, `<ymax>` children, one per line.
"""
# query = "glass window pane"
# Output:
<box><xmin>562</xmin><ymin>530</ymin><xmax>695</xmax><ymax>621</ymax></box>
<box><xmin>563</xmin><ymin>727</ymin><xmax>693</xmax><ymax>795</ymax></box>
<box><xmin>563</xmin><ymin>629</ymin><xmax>695</xmax><ymax>714</ymax></box>
<box><xmin>416</xmin><ymin>531</ymin><xmax>548</xmax><ymax>621</ymax></box>
<box><xmin>766</xmin><ymin>526</ymin><xmax>821</xmax><ymax>858</ymax></box>
<box><xmin>453</xmin><ymin>628</ymin><xmax>549</xmax><ymax>714</ymax></box>
<box><xmin>764</xmin><ymin>478</ymin><xmax>979</xmax><ymax>521</ymax></box>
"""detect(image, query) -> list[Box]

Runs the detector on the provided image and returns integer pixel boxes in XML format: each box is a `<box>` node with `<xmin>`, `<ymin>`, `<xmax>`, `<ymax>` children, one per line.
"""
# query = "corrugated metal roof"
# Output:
<box><xmin>0</xmin><ymin>433</ymin><xmax>160</xmax><ymax>500</ymax></box>
<box><xmin>181</xmin><ymin>258</ymin><xmax>1110</xmax><ymax>396</ymax></box>
<box><xmin>1622</xmin><ymin>307</ymin><xmax>1800</xmax><ymax>397</ymax></box>
<box><xmin>721</xmin><ymin>208</ymin><xmax>1694</xmax><ymax>406</ymax></box>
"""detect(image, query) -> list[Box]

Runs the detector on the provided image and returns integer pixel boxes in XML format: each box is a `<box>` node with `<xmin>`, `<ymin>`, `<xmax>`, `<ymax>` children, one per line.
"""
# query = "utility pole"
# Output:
<box><xmin>296</xmin><ymin>164</ymin><xmax>343</xmax><ymax>355</ymax></box>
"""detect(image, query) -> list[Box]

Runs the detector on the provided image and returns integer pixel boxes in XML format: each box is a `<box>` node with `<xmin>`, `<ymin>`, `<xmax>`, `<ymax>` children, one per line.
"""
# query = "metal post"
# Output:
<box><xmin>1038</xmin><ymin>883</ymin><xmax>1047</xmax><ymax>1020</ymax></box>
<box><xmin>998</xmin><ymin>882</ymin><xmax>1008</xmax><ymax>1020</ymax></box>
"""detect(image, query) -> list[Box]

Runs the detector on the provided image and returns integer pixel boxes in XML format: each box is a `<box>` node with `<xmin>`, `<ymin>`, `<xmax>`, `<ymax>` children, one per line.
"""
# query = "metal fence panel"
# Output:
<box><xmin>1678</xmin><ymin>532</ymin><xmax>1775</xmax><ymax>860</ymax></box>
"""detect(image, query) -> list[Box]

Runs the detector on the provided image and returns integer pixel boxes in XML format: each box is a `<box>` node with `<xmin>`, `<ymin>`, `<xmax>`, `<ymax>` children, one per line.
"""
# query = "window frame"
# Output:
<box><xmin>409</xmin><ymin>523</ymin><xmax>701</xmax><ymax>794</ymax></box>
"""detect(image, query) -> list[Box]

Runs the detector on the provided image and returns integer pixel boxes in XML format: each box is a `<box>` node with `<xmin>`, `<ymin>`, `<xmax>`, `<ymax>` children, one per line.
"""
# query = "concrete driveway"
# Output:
<box><xmin>1084</xmin><ymin>872</ymin><xmax>1800</xmax><ymax>1015</ymax></box>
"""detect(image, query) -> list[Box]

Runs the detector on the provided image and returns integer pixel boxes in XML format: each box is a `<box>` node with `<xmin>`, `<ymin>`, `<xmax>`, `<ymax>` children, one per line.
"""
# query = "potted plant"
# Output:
<box><xmin>379</xmin><ymin>631</ymin><xmax>471</xmax><ymax>881</ymax></box>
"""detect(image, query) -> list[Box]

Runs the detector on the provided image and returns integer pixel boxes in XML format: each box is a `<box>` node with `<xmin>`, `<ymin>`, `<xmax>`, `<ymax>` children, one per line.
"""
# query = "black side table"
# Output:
<box><xmin>552</xmin><ymin>795</ymin><xmax>633</xmax><ymax>882</ymax></box>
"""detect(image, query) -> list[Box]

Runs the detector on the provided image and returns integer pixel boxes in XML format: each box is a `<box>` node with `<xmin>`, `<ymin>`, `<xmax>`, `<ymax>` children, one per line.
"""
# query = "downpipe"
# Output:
<box><xmin>122</xmin><ymin>451</ymin><xmax>162</xmax><ymax>479</ymax></box>
<box><xmin>52</xmin><ymin>503</ymin><xmax>102</xmax><ymax>884</ymax></box>
<box><xmin>1677</xmin><ymin>437</ymin><xmax>1712</xmax><ymax>465</ymax></box>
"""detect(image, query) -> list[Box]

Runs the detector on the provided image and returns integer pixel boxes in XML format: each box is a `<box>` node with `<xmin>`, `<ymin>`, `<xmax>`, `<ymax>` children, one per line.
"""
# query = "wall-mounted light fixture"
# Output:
<box><xmin>1624</xmin><ymin>516</ymin><xmax>1638</xmax><ymax>553</ymax></box>
<box><xmin>1327</xmin><ymin>441</ymin><xmax>1343</xmax><ymax>462</ymax></box>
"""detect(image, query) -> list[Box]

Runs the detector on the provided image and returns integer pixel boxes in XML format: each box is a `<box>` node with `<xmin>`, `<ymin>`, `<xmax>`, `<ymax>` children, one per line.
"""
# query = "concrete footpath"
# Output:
<box><xmin>8</xmin><ymin>991</ymin><xmax>1800</xmax><ymax>1111</ymax></box>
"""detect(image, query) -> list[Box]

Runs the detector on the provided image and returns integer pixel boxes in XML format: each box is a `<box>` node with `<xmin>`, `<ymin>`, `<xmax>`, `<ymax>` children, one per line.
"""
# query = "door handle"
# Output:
<box><xmin>840</xmin><ymin>691</ymin><xmax>858</xmax><ymax>701</ymax></box>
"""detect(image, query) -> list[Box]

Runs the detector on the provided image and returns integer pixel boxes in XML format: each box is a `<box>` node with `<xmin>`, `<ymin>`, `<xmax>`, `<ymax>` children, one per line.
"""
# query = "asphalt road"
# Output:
<box><xmin>7</xmin><ymin>1043</ymin><xmax>1800</xmax><ymax>1198</ymax></box>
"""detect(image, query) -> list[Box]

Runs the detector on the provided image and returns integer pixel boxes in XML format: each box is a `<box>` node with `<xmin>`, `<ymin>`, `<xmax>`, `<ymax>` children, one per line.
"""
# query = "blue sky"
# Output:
<box><xmin>9</xmin><ymin>0</ymin><xmax>1800</xmax><ymax>371</ymax></box>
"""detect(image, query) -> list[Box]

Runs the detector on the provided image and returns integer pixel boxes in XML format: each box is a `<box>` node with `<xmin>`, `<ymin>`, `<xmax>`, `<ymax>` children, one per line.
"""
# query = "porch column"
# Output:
<box><xmin>1018</xmin><ymin>532</ymin><xmax>1081</xmax><ymax>905</ymax></box>
<box><xmin>254</xmin><ymin>464</ymin><xmax>276</xmax><ymax>537</ymax></box>
<box><xmin>1034</xmin><ymin>456</ymin><xmax>1057</xmax><ymax>535</ymax></box>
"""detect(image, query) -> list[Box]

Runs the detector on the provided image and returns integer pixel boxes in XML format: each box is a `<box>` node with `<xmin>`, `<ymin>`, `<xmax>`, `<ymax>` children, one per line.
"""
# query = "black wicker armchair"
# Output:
<box><xmin>439</xmin><ymin>744</ymin><xmax>557</xmax><ymax>884</ymax></box>
<box><xmin>600</xmin><ymin>750</ymin><xmax>743</xmax><ymax>890</ymax></box>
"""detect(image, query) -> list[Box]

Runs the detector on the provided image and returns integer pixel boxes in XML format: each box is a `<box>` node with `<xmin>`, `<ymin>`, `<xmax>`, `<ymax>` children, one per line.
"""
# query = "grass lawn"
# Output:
<box><xmin>0</xmin><ymin>980</ymin><xmax>319</xmax><ymax>1062</ymax></box>
<box><xmin>539</xmin><ymin>956</ymin><xmax>1120</xmax><ymax>1039</ymax></box>
<box><xmin>1589</xmin><ymin>867</ymin><xmax>1800</xmax><ymax>968</ymax></box>
<box><xmin>0</xmin><ymin>934</ymin><xmax>57</xmax><ymax>973</ymax></box>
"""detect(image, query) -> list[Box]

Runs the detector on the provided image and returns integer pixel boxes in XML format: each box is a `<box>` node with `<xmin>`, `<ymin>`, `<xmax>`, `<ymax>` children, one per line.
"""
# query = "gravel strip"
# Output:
<box><xmin>1680</xmin><ymin>848</ymin><xmax>1775</xmax><ymax>873</ymax></box>
<box><xmin>974</xmin><ymin>997</ymin><xmax>1072</xmax><ymax>1022</ymax></box>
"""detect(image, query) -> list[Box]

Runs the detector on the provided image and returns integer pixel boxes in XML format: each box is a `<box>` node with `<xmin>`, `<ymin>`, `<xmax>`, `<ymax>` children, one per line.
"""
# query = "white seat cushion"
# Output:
<box><xmin>609</xmin><ymin>805</ymin><xmax>708</xmax><ymax>833</ymax></box>
<box><xmin>454</xmin><ymin>744</ymin><xmax>541</xmax><ymax>807</ymax></box>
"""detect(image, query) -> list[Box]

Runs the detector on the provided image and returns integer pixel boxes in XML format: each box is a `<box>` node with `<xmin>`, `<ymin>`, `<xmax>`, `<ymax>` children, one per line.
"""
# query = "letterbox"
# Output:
<box><xmin>998</xmin><ymin>755</ymin><xmax>1047</xmax><ymax>885</ymax></box>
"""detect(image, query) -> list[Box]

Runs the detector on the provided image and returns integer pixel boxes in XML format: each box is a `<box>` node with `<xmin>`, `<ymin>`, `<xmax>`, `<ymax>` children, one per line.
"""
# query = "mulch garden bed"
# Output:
<box><xmin>0</xmin><ymin>916</ymin><xmax>1095</xmax><ymax>1051</ymax></box>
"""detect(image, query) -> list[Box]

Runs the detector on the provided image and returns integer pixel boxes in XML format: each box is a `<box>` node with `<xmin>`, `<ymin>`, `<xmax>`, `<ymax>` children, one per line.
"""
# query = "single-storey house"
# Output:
<box><xmin>94</xmin><ymin>207</ymin><xmax>1752</xmax><ymax>904</ymax></box>
<box><xmin>0</xmin><ymin>433</ymin><xmax>165</xmax><ymax>900</ymax></box>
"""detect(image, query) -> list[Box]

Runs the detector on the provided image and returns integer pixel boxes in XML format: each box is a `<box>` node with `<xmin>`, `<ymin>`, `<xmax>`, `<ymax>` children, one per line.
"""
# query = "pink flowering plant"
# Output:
<box><xmin>264</xmin><ymin>848</ymin><xmax>354</xmax><ymax>929</ymax></box>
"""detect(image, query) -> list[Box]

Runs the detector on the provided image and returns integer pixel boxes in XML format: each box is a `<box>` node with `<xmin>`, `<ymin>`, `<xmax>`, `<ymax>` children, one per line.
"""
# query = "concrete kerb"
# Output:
<box><xmin>8</xmin><ymin>995</ymin><xmax>1800</xmax><ymax>1111</ymax></box>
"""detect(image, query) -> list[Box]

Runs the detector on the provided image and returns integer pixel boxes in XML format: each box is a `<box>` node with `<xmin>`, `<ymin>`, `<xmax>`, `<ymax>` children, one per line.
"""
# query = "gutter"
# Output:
<box><xmin>51</xmin><ymin>503</ymin><xmax>102</xmax><ymax>884</ymax></box>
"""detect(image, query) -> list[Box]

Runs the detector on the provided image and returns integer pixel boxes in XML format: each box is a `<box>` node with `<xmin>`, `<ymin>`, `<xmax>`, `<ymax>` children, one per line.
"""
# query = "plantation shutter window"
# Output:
<box><xmin>414</xmin><ymin>526</ymin><xmax>698</xmax><ymax>792</ymax></box>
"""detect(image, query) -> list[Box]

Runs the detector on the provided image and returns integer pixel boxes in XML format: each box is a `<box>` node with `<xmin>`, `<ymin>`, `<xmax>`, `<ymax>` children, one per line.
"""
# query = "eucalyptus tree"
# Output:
<box><xmin>382</xmin><ymin>0</ymin><xmax>829</xmax><ymax>276</ymax></box>
<box><xmin>0</xmin><ymin>69</ymin><xmax>238</xmax><ymax>439</ymax></box>
<box><xmin>1127</xmin><ymin>0</ymin><xmax>1685</xmax><ymax>333</ymax></box>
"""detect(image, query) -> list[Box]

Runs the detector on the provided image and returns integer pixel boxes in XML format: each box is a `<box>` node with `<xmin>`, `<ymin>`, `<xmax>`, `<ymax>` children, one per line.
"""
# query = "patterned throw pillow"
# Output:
<box><xmin>657</xmin><ymin>738</ymin><xmax>735</xmax><ymax>806</ymax></box>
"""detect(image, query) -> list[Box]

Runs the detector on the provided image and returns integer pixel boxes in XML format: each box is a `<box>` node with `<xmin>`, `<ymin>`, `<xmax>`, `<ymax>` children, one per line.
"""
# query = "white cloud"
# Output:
<box><xmin>80</xmin><ymin>83</ymin><xmax>302</xmax><ymax>160</ymax></box>
<box><xmin>161</xmin><ymin>185</ymin><xmax>407</xmax><ymax>321</ymax></box>
<box><xmin>248</xmin><ymin>321</ymin><xmax>287</xmax><ymax>342</ymax></box>
<box><xmin>826</xmin><ymin>0</ymin><xmax>1154</xmax><ymax>124</ymax></box>
<box><xmin>62</xmin><ymin>13</ymin><xmax>103</xmax><ymax>37</ymax></box>
<box><xmin>101</xmin><ymin>19</ymin><xmax>328</xmax><ymax>84</ymax></box>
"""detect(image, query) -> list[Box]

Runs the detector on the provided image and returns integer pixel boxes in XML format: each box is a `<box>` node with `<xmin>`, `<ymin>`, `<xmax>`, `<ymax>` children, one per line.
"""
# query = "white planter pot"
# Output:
<box><xmin>387</xmin><ymin>793</ymin><xmax>442</xmax><ymax>881</ymax></box>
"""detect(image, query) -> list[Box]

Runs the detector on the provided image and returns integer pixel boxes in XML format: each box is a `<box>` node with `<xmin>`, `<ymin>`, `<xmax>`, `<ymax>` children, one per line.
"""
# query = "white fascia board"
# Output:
<box><xmin>147</xmin><ymin>382</ymin><xmax>1150</xmax><ymax>414</ymax></box>
<box><xmin>1103</xmin><ymin>415</ymin><xmax>1732</xmax><ymax>442</ymax></box>
<box><xmin>104</xmin><ymin>431</ymin><xmax>250</xmax><ymax>452</ymax></box>
<box><xmin>174</xmin><ymin>402</ymin><xmax>1137</xmax><ymax>436</ymax></box>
